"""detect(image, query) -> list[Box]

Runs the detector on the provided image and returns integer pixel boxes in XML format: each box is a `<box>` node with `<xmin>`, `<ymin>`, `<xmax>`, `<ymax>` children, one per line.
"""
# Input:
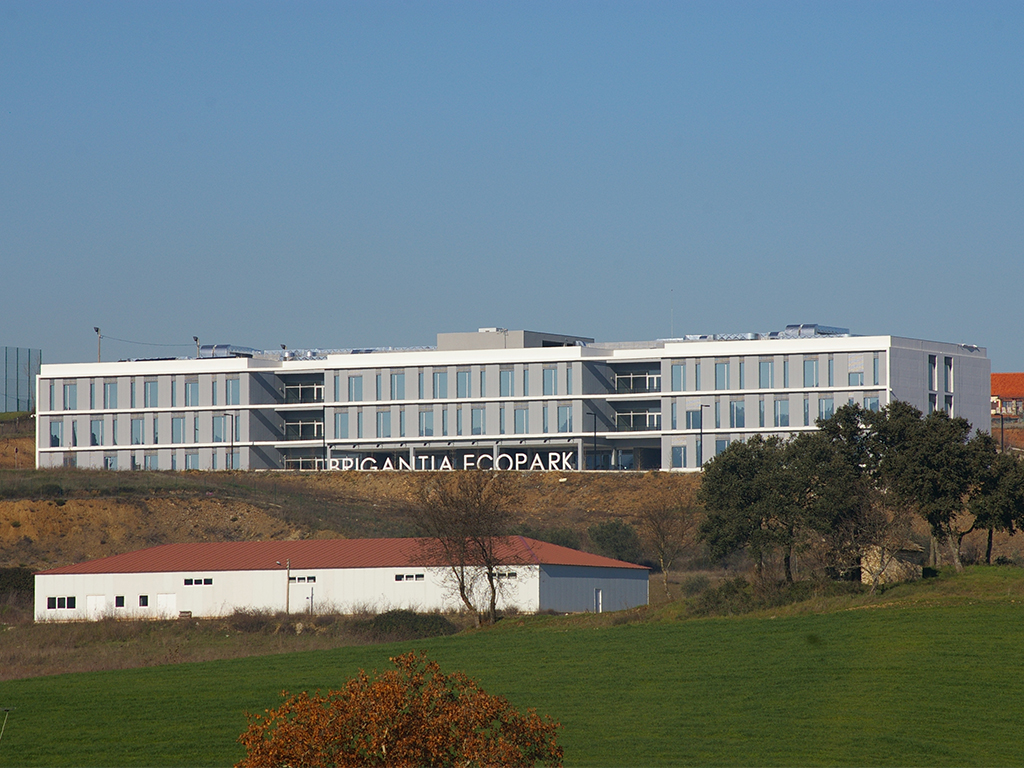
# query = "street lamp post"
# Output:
<box><xmin>587</xmin><ymin>411</ymin><xmax>598</xmax><ymax>470</ymax></box>
<box><xmin>698</xmin><ymin>403</ymin><xmax>711</xmax><ymax>468</ymax></box>
<box><xmin>94</xmin><ymin>327</ymin><xmax>101</xmax><ymax>363</ymax></box>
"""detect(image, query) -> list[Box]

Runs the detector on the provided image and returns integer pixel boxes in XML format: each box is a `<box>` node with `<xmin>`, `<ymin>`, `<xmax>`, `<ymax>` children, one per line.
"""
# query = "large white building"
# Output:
<box><xmin>35</xmin><ymin>325</ymin><xmax>990</xmax><ymax>473</ymax></box>
<box><xmin>34</xmin><ymin>537</ymin><xmax>649</xmax><ymax>620</ymax></box>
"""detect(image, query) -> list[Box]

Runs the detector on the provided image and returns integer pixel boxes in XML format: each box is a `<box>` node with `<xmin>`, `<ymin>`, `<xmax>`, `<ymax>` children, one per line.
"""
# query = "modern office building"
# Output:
<box><xmin>35</xmin><ymin>325</ymin><xmax>990</xmax><ymax>472</ymax></box>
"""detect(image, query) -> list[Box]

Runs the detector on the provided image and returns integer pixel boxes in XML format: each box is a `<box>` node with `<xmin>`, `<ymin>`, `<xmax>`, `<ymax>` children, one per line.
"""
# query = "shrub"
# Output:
<box><xmin>588</xmin><ymin>520</ymin><xmax>643</xmax><ymax>564</ymax></box>
<box><xmin>681</xmin><ymin>574</ymin><xmax>711</xmax><ymax>597</ymax></box>
<box><xmin>237</xmin><ymin>651</ymin><xmax>563</xmax><ymax>767</ymax></box>
<box><xmin>228</xmin><ymin>609</ymin><xmax>274</xmax><ymax>634</ymax></box>
<box><xmin>690</xmin><ymin>577</ymin><xmax>754</xmax><ymax>617</ymax></box>
<box><xmin>368</xmin><ymin>609</ymin><xmax>458</xmax><ymax>641</ymax></box>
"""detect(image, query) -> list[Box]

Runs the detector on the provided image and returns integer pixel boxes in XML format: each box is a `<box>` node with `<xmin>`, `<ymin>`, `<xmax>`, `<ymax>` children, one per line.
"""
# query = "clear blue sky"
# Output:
<box><xmin>2</xmin><ymin>2</ymin><xmax>1022</xmax><ymax>369</ymax></box>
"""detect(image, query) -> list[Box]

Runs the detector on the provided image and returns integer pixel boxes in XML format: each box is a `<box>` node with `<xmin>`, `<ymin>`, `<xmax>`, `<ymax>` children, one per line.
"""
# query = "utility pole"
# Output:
<box><xmin>94</xmin><ymin>327</ymin><xmax>101</xmax><ymax>362</ymax></box>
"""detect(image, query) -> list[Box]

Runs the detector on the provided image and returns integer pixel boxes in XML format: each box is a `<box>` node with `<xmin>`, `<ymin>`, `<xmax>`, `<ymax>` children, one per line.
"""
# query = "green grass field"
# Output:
<box><xmin>3</xmin><ymin>570</ymin><xmax>1024</xmax><ymax>766</ymax></box>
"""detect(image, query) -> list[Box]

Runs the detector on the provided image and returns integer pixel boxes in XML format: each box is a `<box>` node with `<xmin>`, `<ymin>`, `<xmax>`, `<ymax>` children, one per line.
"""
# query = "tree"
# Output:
<box><xmin>413</xmin><ymin>471</ymin><xmax>522</xmax><ymax>625</ymax></box>
<box><xmin>236</xmin><ymin>651</ymin><xmax>563</xmax><ymax>768</ymax></box>
<box><xmin>587</xmin><ymin>520</ymin><xmax>643</xmax><ymax>564</ymax></box>
<box><xmin>636</xmin><ymin>502</ymin><xmax>699</xmax><ymax>597</ymax></box>
<box><xmin>970</xmin><ymin>448</ymin><xmax>1024</xmax><ymax>564</ymax></box>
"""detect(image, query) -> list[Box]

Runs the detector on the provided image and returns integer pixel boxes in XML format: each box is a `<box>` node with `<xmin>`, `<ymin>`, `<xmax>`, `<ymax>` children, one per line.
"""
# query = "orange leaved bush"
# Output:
<box><xmin>236</xmin><ymin>651</ymin><xmax>563</xmax><ymax>768</ymax></box>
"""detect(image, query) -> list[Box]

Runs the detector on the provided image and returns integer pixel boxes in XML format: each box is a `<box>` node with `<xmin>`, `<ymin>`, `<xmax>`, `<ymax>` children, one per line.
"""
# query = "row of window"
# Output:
<box><xmin>337</xmin><ymin>366</ymin><xmax>573</xmax><ymax>404</ymax></box>
<box><xmin>928</xmin><ymin>355</ymin><xmax>954</xmax><ymax>393</ymax></box>
<box><xmin>45</xmin><ymin>595</ymin><xmax>149</xmax><ymax>609</ymax></box>
<box><xmin>669</xmin><ymin>355</ymin><xmax>883</xmax><ymax>393</ymax></box>
<box><xmin>330</xmin><ymin>404</ymin><xmax>576</xmax><ymax>440</ymax></box>
<box><xmin>183</xmin><ymin>578</ymin><xmax>213</xmax><ymax>586</ymax></box>
<box><xmin>667</xmin><ymin>395</ymin><xmax>883</xmax><ymax>430</ymax></box>
<box><xmin>49</xmin><ymin>413</ymin><xmax>240</xmax><ymax>448</ymax></box>
<box><xmin>66</xmin><ymin>450</ymin><xmax>240</xmax><ymax>471</ymax></box>
<box><xmin>50</xmin><ymin>378</ymin><xmax>240</xmax><ymax>411</ymax></box>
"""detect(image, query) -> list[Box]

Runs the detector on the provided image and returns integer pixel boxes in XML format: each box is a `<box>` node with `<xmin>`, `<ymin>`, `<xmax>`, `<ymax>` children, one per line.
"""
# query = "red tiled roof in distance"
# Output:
<box><xmin>37</xmin><ymin>537</ymin><xmax>647</xmax><ymax>576</ymax></box>
<box><xmin>992</xmin><ymin>373</ymin><xmax>1024</xmax><ymax>399</ymax></box>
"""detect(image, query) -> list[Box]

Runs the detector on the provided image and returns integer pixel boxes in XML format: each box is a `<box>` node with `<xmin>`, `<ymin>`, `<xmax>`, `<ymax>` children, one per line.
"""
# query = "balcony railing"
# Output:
<box><xmin>284</xmin><ymin>421</ymin><xmax>324</xmax><ymax>440</ymax></box>
<box><xmin>614</xmin><ymin>373</ymin><xmax>661</xmax><ymax>394</ymax></box>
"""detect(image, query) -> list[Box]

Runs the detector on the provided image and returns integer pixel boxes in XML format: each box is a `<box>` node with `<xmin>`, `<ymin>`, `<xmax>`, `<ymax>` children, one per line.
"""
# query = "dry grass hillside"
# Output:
<box><xmin>0</xmin><ymin>464</ymin><xmax>700</xmax><ymax>570</ymax></box>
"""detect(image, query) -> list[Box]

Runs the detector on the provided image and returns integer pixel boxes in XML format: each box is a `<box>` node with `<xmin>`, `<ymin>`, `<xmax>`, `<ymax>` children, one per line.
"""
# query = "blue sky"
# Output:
<box><xmin>2</xmin><ymin>2</ymin><xmax>1022</xmax><ymax>369</ymax></box>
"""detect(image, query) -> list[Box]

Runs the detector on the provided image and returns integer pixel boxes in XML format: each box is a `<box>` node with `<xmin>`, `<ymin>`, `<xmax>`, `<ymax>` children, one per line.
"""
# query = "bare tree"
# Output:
<box><xmin>636</xmin><ymin>503</ymin><xmax>700</xmax><ymax>597</ymax></box>
<box><xmin>413</xmin><ymin>471</ymin><xmax>522</xmax><ymax>625</ymax></box>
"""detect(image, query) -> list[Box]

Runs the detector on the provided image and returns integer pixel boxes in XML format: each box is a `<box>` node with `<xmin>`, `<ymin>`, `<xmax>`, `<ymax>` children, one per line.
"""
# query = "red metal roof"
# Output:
<box><xmin>993</xmin><ymin>373</ymin><xmax>1024</xmax><ymax>399</ymax></box>
<box><xmin>37</xmin><ymin>537</ymin><xmax>647</xmax><ymax>575</ymax></box>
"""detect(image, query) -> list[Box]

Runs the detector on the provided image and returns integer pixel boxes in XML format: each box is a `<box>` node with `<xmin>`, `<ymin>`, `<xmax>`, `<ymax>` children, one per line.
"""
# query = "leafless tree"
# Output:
<box><xmin>413</xmin><ymin>471</ymin><xmax>522</xmax><ymax>625</ymax></box>
<box><xmin>636</xmin><ymin>502</ymin><xmax>700</xmax><ymax>597</ymax></box>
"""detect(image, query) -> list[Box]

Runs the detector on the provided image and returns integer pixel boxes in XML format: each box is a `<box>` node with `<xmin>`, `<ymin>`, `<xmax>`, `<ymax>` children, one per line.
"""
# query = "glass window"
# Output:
<box><xmin>500</xmin><ymin>369</ymin><xmax>513</xmax><ymax>397</ymax></box>
<box><xmin>185</xmin><ymin>381</ymin><xmax>199</xmax><ymax>407</ymax></box>
<box><xmin>729</xmin><ymin>401</ymin><xmax>745</xmax><ymax>428</ymax></box>
<box><xmin>71</xmin><ymin>421</ymin><xmax>78</xmax><ymax>447</ymax></box>
<box><xmin>348</xmin><ymin>375</ymin><xmax>363</xmax><ymax>401</ymax></box>
<box><xmin>522</xmin><ymin>370</ymin><xmax>529</xmax><ymax>396</ymax></box>
<box><xmin>112</xmin><ymin>417</ymin><xmax>117</xmax><ymax>446</ymax></box>
<box><xmin>819</xmin><ymin>397</ymin><xmax>834</xmax><ymax>421</ymax></box>
<box><xmin>928</xmin><ymin>355</ymin><xmax>937</xmax><ymax>390</ymax></box>
<box><xmin>226</xmin><ymin>378</ymin><xmax>240</xmax><ymax>405</ymax></box>
<box><xmin>715</xmin><ymin>363</ymin><xmax>729</xmax><ymax>390</ymax></box>
<box><xmin>63</xmin><ymin>382</ymin><xmax>77</xmax><ymax>410</ymax></box>
<box><xmin>558</xmin><ymin>405</ymin><xmax>572</xmax><ymax>433</ymax></box>
<box><xmin>671</xmin><ymin>364</ymin><xmax>684</xmax><ymax>392</ymax></box>
<box><xmin>131</xmin><ymin>380</ymin><xmax>137</xmax><ymax>408</ymax></box>
<box><xmin>671</xmin><ymin>401</ymin><xmax>678</xmax><ymax>429</ymax></box>
<box><xmin>171</xmin><ymin>380</ymin><xmax>177</xmax><ymax>407</ymax></box>
<box><xmin>738</xmin><ymin>361</ymin><xmax>745</xmax><ymax>390</ymax></box>
<box><xmin>759</xmin><ymin>361</ymin><xmax>774</xmax><ymax>389</ymax></box>
<box><xmin>514</xmin><ymin>408</ymin><xmax>528</xmax><ymax>434</ymax></box>
<box><xmin>391</xmin><ymin>372</ymin><xmax>405</xmax><ymax>400</ymax></box>
<box><xmin>774</xmin><ymin>399</ymin><xmax>790</xmax><ymax>427</ymax></box>
<box><xmin>433</xmin><ymin>371</ymin><xmax>448</xmax><ymax>398</ymax></box>
<box><xmin>185</xmin><ymin>452</ymin><xmax>199</xmax><ymax>470</ymax></box>
<box><xmin>144</xmin><ymin>381</ymin><xmax>158</xmax><ymax>408</ymax></box>
<box><xmin>479</xmin><ymin>370</ymin><xmax>486</xmax><ymax>397</ymax></box>
<box><xmin>334</xmin><ymin>375</ymin><xmax>340</xmax><ymax>402</ymax></box>
<box><xmin>104</xmin><ymin>455</ymin><xmax>117</xmax><ymax>470</ymax></box>
<box><xmin>694</xmin><ymin>362</ymin><xmax>702</xmax><ymax>390</ymax></box>
<box><xmin>714</xmin><ymin>401</ymin><xmax>721</xmax><ymax>429</ymax></box>
<box><xmin>131</xmin><ymin>417</ymin><xmax>144</xmax><ymax>445</ymax></box>
<box><xmin>803</xmin><ymin>359</ymin><xmax>819</xmax><ymax>388</ymax></box>
<box><xmin>172</xmin><ymin>417</ymin><xmax>184</xmax><ymax>443</ymax></box>
<box><xmin>542</xmin><ymin>405</ymin><xmax>549</xmax><ymax>433</ymax></box>
<box><xmin>152</xmin><ymin>416</ymin><xmax>159</xmax><ymax>443</ymax></box>
<box><xmin>115</xmin><ymin>596</ymin><xmax>125</xmax><ymax>608</ymax></box>
<box><xmin>685</xmin><ymin>409</ymin><xmax>702</xmax><ymax>430</ymax></box>
<box><xmin>715</xmin><ymin>439</ymin><xmax>729</xmax><ymax>457</ymax></box>
<box><xmin>212</xmin><ymin>381</ymin><xmax>217</xmax><ymax>406</ymax></box>
<box><xmin>456</xmin><ymin>408</ymin><xmax>463</xmax><ymax>435</ymax></box>
<box><xmin>357</xmin><ymin>411</ymin><xmax>364</xmax><ymax>438</ymax></box>
<box><xmin>376</xmin><ymin>374</ymin><xmax>383</xmax><ymax>401</ymax></box>
<box><xmin>193</xmin><ymin>416</ymin><xmax>199</xmax><ymax>442</ymax></box>
<box><xmin>49</xmin><ymin>419</ymin><xmax>63</xmax><ymax>447</ymax></box>
<box><xmin>377</xmin><ymin>411</ymin><xmax>391</xmax><ymax>438</ymax></box>
<box><xmin>399</xmin><ymin>410</ymin><xmax>406</xmax><ymax>437</ymax></box>
<box><xmin>873</xmin><ymin>354</ymin><xmax>880</xmax><ymax>386</ymax></box>
<box><xmin>139</xmin><ymin>595</ymin><xmax>148</xmax><ymax>607</ymax></box>
<box><xmin>419</xmin><ymin>410</ymin><xmax>433</xmax><ymax>437</ymax></box>
<box><xmin>759</xmin><ymin>397</ymin><xmax>765</xmax><ymax>428</ymax></box>
<box><xmin>471</xmin><ymin>407</ymin><xmax>485</xmax><ymax>435</ymax></box>
<box><xmin>566</xmin><ymin>367</ymin><xmax>573</xmax><ymax>395</ymax></box>
<box><xmin>671</xmin><ymin>445</ymin><xmax>684</xmax><ymax>469</ymax></box>
<box><xmin>783</xmin><ymin>360</ymin><xmax>789</xmax><ymax>388</ymax></box>
<box><xmin>865</xmin><ymin>396</ymin><xmax>880</xmax><ymax>412</ymax></box>
<box><xmin>418</xmin><ymin>372</ymin><xmax>425</xmax><ymax>399</ymax></box>
<box><xmin>90</xmin><ymin>382</ymin><xmax>96</xmax><ymax>409</ymax></box>
<box><xmin>104</xmin><ymin>381</ymin><xmax>117</xmax><ymax>409</ymax></box>
<box><xmin>543</xmin><ymin>368</ymin><xmax>557</xmax><ymax>396</ymax></box>
<box><xmin>90</xmin><ymin>419</ymin><xmax>103</xmax><ymax>446</ymax></box>
<box><xmin>213</xmin><ymin>416</ymin><xmax>225</xmax><ymax>443</ymax></box>
<box><xmin>440</xmin><ymin>409</ymin><xmax>447</xmax><ymax>436</ymax></box>
<box><xmin>499</xmin><ymin>406</ymin><xmax>506</xmax><ymax>434</ymax></box>
<box><xmin>944</xmin><ymin>357</ymin><xmax>953</xmax><ymax>392</ymax></box>
<box><xmin>457</xmin><ymin>370</ymin><xmax>471</xmax><ymax>398</ymax></box>
<box><xmin>144</xmin><ymin>454</ymin><xmax>158</xmax><ymax>470</ymax></box>
<box><xmin>803</xmin><ymin>397</ymin><xmax>810</xmax><ymax>426</ymax></box>
<box><xmin>335</xmin><ymin>411</ymin><xmax>349</xmax><ymax>438</ymax></box>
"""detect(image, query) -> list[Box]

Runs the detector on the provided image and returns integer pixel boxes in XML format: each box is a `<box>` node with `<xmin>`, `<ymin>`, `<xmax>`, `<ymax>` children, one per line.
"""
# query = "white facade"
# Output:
<box><xmin>35</xmin><ymin>325</ymin><xmax>991</xmax><ymax>472</ymax></box>
<box><xmin>34</xmin><ymin>538</ymin><xmax>649</xmax><ymax>621</ymax></box>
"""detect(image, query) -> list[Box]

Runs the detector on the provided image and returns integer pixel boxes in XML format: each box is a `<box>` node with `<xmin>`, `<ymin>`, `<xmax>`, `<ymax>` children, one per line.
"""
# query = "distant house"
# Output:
<box><xmin>992</xmin><ymin>373</ymin><xmax>1024</xmax><ymax>420</ymax></box>
<box><xmin>35</xmin><ymin>537</ymin><xmax>649</xmax><ymax>621</ymax></box>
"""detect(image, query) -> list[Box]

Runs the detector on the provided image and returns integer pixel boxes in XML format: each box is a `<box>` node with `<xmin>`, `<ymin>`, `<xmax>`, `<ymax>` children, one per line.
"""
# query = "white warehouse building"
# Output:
<box><xmin>34</xmin><ymin>537</ymin><xmax>649</xmax><ymax>621</ymax></box>
<box><xmin>35</xmin><ymin>324</ymin><xmax>990</xmax><ymax>473</ymax></box>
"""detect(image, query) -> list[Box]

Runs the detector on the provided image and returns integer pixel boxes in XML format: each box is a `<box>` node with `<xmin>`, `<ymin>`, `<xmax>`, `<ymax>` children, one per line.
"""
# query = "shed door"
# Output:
<box><xmin>595</xmin><ymin>588</ymin><xmax>603</xmax><ymax>614</ymax></box>
<box><xmin>157</xmin><ymin>593</ymin><xmax>177</xmax><ymax>617</ymax></box>
<box><xmin>86</xmin><ymin>595</ymin><xmax>106</xmax><ymax>619</ymax></box>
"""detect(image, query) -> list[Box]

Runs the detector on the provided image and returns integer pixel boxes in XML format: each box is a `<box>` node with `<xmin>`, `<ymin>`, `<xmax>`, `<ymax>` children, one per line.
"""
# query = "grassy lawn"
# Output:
<box><xmin>2</xmin><ymin>584</ymin><xmax>1024</xmax><ymax>766</ymax></box>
